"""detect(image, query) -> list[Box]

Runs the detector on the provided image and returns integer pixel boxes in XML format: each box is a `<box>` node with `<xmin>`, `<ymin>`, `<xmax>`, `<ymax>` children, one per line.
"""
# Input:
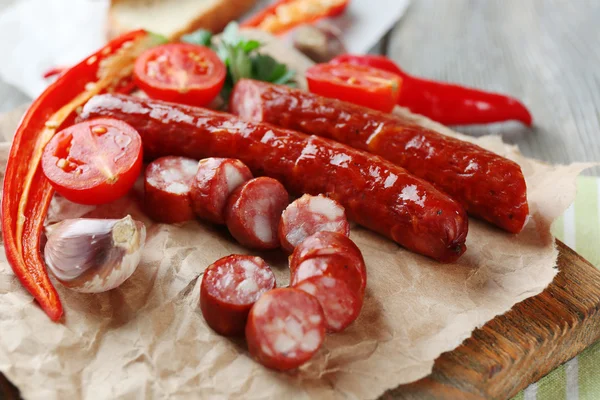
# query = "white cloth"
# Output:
<box><xmin>0</xmin><ymin>0</ymin><xmax>410</xmax><ymax>98</ymax></box>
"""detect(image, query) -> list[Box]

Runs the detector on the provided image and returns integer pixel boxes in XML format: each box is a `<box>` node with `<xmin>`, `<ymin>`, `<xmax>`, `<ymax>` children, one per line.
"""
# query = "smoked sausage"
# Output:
<box><xmin>294</xmin><ymin>275</ymin><xmax>361</xmax><ymax>333</ymax></box>
<box><xmin>230</xmin><ymin>79</ymin><xmax>529</xmax><ymax>234</ymax></box>
<box><xmin>290</xmin><ymin>231</ymin><xmax>367</xmax><ymax>299</ymax></box>
<box><xmin>200</xmin><ymin>255</ymin><xmax>276</xmax><ymax>336</ymax></box>
<box><xmin>225</xmin><ymin>177</ymin><xmax>289</xmax><ymax>250</ymax></box>
<box><xmin>191</xmin><ymin>158</ymin><xmax>253</xmax><ymax>224</ymax></box>
<box><xmin>80</xmin><ymin>94</ymin><xmax>468</xmax><ymax>262</ymax></box>
<box><xmin>278</xmin><ymin>194</ymin><xmax>349</xmax><ymax>253</ymax></box>
<box><xmin>245</xmin><ymin>288</ymin><xmax>326</xmax><ymax>370</ymax></box>
<box><xmin>144</xmin><ymin>156</ymin><xmax>198</xmax><ymax>223</ymax></box>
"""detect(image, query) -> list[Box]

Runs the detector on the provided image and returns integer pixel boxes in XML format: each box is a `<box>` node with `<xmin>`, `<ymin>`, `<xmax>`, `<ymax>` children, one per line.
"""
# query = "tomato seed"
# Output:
<box><xmin>45</xmin><ymin>120</ymin><xmax>59</xmax><ymax>129</ymax></box>
<box><xmin>114</xmin><ymin>134</ymin><xmax>132</xmax><ymax>149</ymax></box>
<box><xmin>92</xmin><ymin>126</ymin><xmax>108</xmax><ymax>135</ymax></box>
<box><xmin>86</xmin><ymin>55</ymin><xmax>98</xmax><ymax>65</ymax></box>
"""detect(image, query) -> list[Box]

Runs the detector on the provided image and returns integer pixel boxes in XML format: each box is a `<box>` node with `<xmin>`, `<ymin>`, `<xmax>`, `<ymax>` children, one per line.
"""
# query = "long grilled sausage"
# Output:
<box><xmin>79</xmin><ymin>94</ymin><xmax>468</xmax><ymax>262</ymax></box>
<box><xmin>230</xmin><ymin>79</ymin><xmax>529</xmax><ymax>234</ymax></box>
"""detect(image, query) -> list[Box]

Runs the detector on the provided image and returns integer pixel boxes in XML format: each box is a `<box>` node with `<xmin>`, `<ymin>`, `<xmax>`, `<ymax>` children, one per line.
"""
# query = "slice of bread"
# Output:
<box><xmin>107</xmin><ymin>0</ymin><xmax>259</xmax><ymax>40</ymax></box>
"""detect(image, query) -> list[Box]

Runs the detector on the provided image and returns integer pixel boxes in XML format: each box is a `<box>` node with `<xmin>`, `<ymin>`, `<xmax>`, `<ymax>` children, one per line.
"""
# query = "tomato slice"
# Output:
<box><xmin>41</xmin><ymin>118</ymin><xmax>143</xmax><ymax>205</ymax></box>
<box><xmin>306</xmin><ymin>63</ymin><xmax>402</xmax><ymax>113</ymax></box>
<box><xmin>133</xmin><ymin>43</ymin><xmax>226</xmax><ymax>106</ymax></box>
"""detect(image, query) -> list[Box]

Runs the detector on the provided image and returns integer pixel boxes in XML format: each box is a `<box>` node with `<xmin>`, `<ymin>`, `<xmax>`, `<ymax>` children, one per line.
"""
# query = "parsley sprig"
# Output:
<box><xmin>182</xmin><ymin>23</ymin><xmax>296</xmax><ymax>100</ymax></box>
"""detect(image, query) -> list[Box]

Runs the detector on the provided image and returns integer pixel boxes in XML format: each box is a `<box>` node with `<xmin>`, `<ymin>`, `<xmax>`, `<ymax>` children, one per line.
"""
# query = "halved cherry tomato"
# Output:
<box><xmin>133</xmin><ymin>43</ymin><xmax>226</xmax><ymax>106</ymax></box>
<box><xmin>306</xmin><ymin>63</ymin><xmax>402</xmax><ymax>113</ymax></box>
<box><xmin>41</xmin><ymin>118</ymin><xmax>143</xmax><ymax>205</ymax></box>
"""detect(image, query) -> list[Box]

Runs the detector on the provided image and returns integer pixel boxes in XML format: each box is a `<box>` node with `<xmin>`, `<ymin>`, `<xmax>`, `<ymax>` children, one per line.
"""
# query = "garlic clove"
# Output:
<box><xmin>44</xmin><ymin>215</ymin><xmax>146</xmax><ymax>293</ymax></box>
<box><xmin>292</xmin><ymin>23</ymin><xmax>347</xmax><ymax>63</ymax></box>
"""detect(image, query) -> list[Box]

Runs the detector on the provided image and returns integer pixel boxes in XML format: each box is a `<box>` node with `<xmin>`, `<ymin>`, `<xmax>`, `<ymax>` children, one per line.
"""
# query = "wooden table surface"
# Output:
<box><xmin>388</xmin><ymin>0</ymin><xmax>600</xmax><ymax>175</ymax></box>
<box><xmin>7</xmin><ymin>0</ymin><xmax>597</xmax><ymax>172</ymax></box>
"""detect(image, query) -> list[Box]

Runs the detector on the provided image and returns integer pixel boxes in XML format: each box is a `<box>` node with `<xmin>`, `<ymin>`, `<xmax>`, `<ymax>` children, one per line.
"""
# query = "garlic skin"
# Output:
<box><xmin>292</xmin><ymin>23</ymin><xmax>347</xmax><ymax>63</ymax></box>
<box><xmin>44</xmin><ymin>216</ymin><xmax>146</xmax><ymax>293</ymax></box>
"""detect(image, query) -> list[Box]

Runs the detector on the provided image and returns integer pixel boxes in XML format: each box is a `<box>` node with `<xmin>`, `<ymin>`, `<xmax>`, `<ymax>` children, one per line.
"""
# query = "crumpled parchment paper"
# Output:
<box><xmin>0</xmin><ymin>34</ymin><xmax>592</xmax><ymax>399</ymax></box>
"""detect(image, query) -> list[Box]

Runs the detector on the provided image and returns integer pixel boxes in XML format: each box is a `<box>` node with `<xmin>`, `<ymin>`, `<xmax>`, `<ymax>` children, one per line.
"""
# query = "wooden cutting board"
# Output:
<box><xmin>2</xmin><ymin>240</ymin><xmax>599</xmax><ymax>399</ymax></box>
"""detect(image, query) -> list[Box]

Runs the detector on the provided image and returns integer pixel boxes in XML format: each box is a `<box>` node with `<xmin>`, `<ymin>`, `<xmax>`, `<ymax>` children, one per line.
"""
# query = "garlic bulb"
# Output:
<box><xmin>292</xmin><ymin>24</ymin><xmax>347</xmax><ymax>63</ymax></box>
<box><xmin>44</xmin><ymin>215</ymin><xmax>146</xmax><ymax>293</ymax></box>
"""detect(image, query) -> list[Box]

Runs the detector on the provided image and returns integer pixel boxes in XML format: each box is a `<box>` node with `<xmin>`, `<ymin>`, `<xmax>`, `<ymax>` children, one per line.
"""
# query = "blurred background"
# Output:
<box><xmin>0</xmin><ymin>0</ymin><xmax>598</xmax><ymax>176</ymax></box>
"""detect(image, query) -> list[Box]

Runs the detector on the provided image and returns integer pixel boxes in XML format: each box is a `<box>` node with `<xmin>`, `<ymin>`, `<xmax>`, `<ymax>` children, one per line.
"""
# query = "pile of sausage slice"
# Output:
<box><xmin>143</xmin><ymin>156</ymin><xmax>366</xmax><ymax>370</ymax></box>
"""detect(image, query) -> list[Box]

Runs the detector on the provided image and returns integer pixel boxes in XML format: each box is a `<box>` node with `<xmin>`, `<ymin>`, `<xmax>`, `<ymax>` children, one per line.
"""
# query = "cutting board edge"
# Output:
<box><xmin>387</xmin><ymin>240</ymin><xmax>600</xmax><ymax>399</ymax></box>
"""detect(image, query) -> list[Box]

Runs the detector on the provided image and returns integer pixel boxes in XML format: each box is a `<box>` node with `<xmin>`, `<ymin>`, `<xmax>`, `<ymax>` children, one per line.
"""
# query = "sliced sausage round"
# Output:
<box><xmin>278</xmin><ymin>194</ymin><xmax>350</xmax><ymax>253</ymax></box>
<box><xmin>225</xmin><ymin>177</ymin><xmax>289</xmax><ymax>250</ymax></box>
<box><xmin>190</xmin><ymin>158</ymin><xmax>253</xmax><ymax>224</ymax></box>
<box><xmin>294</xmin><ymin>275</ymin><xmax>361</xmax><ymax>333</ymax></box>
<box><xmin>290</xmin><ymin>231</ymin><xmax>367</xmax><ymax>299</ymax></box>
<box><xmin>245</xmin><ymin>288</ymin><xmax>326</xmax><ymax>371</ymax></box>
<box><xmin>200</xmin><ymin>255</ymin><xmax>276</xmax><ymax>336</ymax></box>
<box><xmin>144</xmin><ymin>156</ymin><xmax>198</xmax><ymax>223</ymax></box>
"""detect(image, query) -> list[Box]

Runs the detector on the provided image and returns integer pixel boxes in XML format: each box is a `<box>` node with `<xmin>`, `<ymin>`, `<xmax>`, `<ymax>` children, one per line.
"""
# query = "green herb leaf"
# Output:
<box><xmin>251</xmin><ymin>54</ymin><xmax>295</xmax><ymax>85</ymax></box>
<box><xmin>272</xmin><ymin>69</ymin><xmax>296</xmax><ymax>86</ymax></box>
<box><xmin>180</xmin><ymin>29</ymin><xmax>213</xmax><ymax>47</ymax></box>
<box><xmin>216</xmin><ymin>43</ymin><xmax>233</xmax><ymax>67</ymax></box>
<box><xmin>215</xmin><ymin>22</ymin><xmax>296</xmax><ymax>100</ymax></box>
<box><xmin>221</xmin><ymin>22</ymin><xmax>242</xmax><ymax>46</ymax></box>
<box><xmin>251</xmin><ymin>54</ymin><xmax>283</xmax><ymax>81</ymax></box>
<box><xmin>220</xmin><ymin>75</ymin><xmax>236</xmax><ymax>102</ymax></box>
<box><xmin>148</xmin><ymin>31</ymin><xmax>170</xmax><ymax>45</ymax></box>
<box><xmin>229</xmin><ymin>47</ymin><xmax>253</xmax><ymax>82</ymax></box>
<box><xmin>220</xmin><ymin>23</ymin><xmax>261</xmax><ymax>53</ymax></box>
<box><xmin>240</xmin><ymin>40</ymin><xmax>262</xmax><ymax>53</ymax></box>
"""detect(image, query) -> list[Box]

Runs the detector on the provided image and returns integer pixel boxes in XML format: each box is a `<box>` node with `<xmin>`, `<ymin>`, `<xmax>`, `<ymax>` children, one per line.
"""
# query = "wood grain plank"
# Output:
<box><xmin>387</xmin><ymin>0</ymin><xmax>600</xmax><ymax>176</ymax></box>
<box><xmin>384</xmin><ymin>241</ymin><xmax>600</xmax><ymax>399</ymax></box>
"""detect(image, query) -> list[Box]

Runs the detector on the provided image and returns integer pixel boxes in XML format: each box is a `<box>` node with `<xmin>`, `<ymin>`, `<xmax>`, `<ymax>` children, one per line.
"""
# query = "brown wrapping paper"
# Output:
<box><xmin>0</xmin><ymin>32</ymin><xmax>592</xmax><ymax>399</ymax></box>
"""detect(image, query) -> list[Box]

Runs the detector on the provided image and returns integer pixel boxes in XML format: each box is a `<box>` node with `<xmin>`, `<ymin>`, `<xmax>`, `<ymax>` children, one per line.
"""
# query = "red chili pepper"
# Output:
<box><xmin>241</xmin><ymin>0</ymin><xmax>349</xmax><ymax>35</ymax></box>
<box><xmin>330</xmin><ymin>54</ymin><xmax>533</xmax><ymax>126</ymax></box>
<box><xmin>2</xmin><ymin>30</ymin><xmax>161</xmax><ymax>321</ymax></box>
<box><xmin>44</xmin><ymin>68</ymin><xmax>137</xmax><ymax>94</ymax></box>
<box><xmin>42</xmin><ymin>66</ymin><xmax>68</xmax><ymax>79</ymax></box>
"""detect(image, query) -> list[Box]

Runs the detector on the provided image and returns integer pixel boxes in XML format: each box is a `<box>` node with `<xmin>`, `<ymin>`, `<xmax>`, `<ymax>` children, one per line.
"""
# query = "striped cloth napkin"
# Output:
<box><xmin>515</xmin><ymin>176</ymin><xmax>600</xmax><ymax>400</ymax></box>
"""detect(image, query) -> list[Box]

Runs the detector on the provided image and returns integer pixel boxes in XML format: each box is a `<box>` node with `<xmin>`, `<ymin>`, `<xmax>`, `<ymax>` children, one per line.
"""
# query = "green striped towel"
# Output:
<box><xmin>514</xmin><ymin>176</ymin><xmax>600</xmax><ymax>400</ymax></box>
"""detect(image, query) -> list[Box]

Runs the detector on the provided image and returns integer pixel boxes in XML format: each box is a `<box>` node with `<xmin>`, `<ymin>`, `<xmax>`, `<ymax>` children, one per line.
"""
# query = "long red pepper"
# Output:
<box><xmin>2</xmin><ymin>30</ymin><xmax>160</xmax><ymax>321</ymax></box>
<box><xmin>241</xmin><ymin>0</ymin><xmax>349</xmax><ymax>35</ymax></box>
<box><xmin>42</xmin><ymin>66</ymin><xmax>68</xmax><ymax>79</ymax></box>
<box><xmin>331</xmin><ymin>54</ymin><xmax>533</xmax><ymax>126</ymax></box>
